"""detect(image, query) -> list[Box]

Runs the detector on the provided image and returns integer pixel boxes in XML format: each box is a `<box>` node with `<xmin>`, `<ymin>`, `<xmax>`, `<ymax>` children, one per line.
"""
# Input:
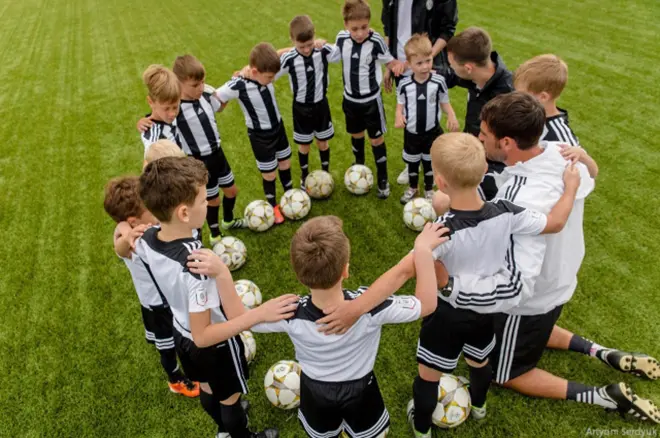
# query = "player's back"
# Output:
<box><xmin>121</xmin><ymin>252</ymin><xmax>168</xmax><ymax>308</ymax></box>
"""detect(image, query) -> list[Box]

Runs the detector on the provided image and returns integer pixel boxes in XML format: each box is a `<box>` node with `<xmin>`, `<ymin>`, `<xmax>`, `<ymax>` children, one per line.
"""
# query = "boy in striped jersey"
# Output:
<box><xmin>215</xmin><ymin>43</ymin><xmax>293</xmax><ymax>224</ymax></box>
<box><xmin>335</xmin><ymin>0</ymin><xmax>405</xmax><ymax>199</ymax></box>
<box><xmin>277</xmin><ymin>16</ymin><xmax>338</xmax><ymax>188</ymax></box>
<box><xmin>395</xmin><ymin>34</ymin><xmax>459</xmax><ymax>205</ymax></box>
<box><xmin>140</xmin><ymin>65</ymin><xmax>181</xmax><ymax>154</ymax></box>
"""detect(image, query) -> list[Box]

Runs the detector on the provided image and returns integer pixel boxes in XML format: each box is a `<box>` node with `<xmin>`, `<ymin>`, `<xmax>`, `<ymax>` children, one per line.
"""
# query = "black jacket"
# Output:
<box><xmin>382</xmin><ymin>0</ymin><xmax>458</xmax><ymax>73</ymax></box>
<box><xmin>444</xmin><ymin>51</ymin><xmax>513</xmax><ymax>136</ymax></box>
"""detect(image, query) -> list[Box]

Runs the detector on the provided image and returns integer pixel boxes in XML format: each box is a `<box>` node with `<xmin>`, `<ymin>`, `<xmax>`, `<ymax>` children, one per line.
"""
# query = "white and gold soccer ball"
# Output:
<box><xmin>305</xmin><ymin>170</ymin><xmax>334</xmax><ymax>199</ymax></box>
<box><xmin>264</xmin><ymin>360</ymin><xmax>302</xmax><ymax>410</ymax></box>
<box><xmin>344</xmin><ymin>164</ymin><xmax>374</xmax><ymax>195</ymax></box>
<box><xmin>234</xmin><ymin>279</ymin><xmax>262</xmax><ymax>309</ymax></box>
<box><xmin>212</xmin><ymin>236</ymin><xmax>247</xmax><ymax>271</ymax></box>
<box><xmin>280</xmin><ymin>188</ymin><xmax>311</xmax><ymax>220</ymax></box>
<box><xmin>239</xmin><ymin>330</ymin><xmax>257</xmax><ymax>364</ymax></box>
<box><xmin>403</xmin><ymin>198</ymin><xmax>438</xmax><ymax>231</ymax></box>
<box><xmin>244</xmin><ymin>200</ymin><xmax>275</xmax><ymax>232</ymax></box>
<box><xmin>433</xmin><ymin>374</ymin><xmax>471</xmax><ymax>429</ymax></box>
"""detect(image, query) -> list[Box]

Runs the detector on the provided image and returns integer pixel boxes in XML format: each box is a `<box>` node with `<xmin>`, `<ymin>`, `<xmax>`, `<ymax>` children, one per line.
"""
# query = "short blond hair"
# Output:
<box><xmin>290</xmin><ymin>216</ymin><xmax>350</xmax><ymax>290</ymax></box>
<box><xmin>405</xmin><ymin>34</ymin><xmax>433</xmax><ymax>61</ymax></box>
<box><xmin>431</xmin><ymin>133</ymin><xmax>486</xmax><ymax>189</ymax></box>
<box><xmin>343</xmin><ymin>0</ymin><xmax>370</xmax><ymax>22</ymax></box>
<box><xmin>514</xmin><ymin>54</ymin><xmax>568</xmax><ymax>99</ymax></box>
<box><xmin>144</xmin><ymin>139</ymin><xmax>185</xmax><ymax>166</ymax></box>
<box><xmin>142</xmin><ymin>64</ymin><xmax>181</xmax><ymax>104</ymax></box>
<box><xmin>172</xmin><ymin>54</ymin><xmax>206</xmax><ymax>82</ymax></box>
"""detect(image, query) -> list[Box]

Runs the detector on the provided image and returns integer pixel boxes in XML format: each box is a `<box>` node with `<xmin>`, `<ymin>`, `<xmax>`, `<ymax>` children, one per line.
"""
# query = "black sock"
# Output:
<box><xmin>566</xmin><ymin>381</ymin><xmax>617</xmax><ymax>409</ymax></box>
<box><xmin>468</xmin><ymin>362</ymin><xmax>492</xmax><ymax>408</ymax></box>
<box><xmin>222</xmin><ymin>195</ymin><xmax>236</xmax><ymax>223</ymax></box>
<box><xmin>220</xmin><ymin>399</ymin><xmax>249</xmax><ymax>438</ymax></box>
<box><xmin>159</xmin><ymin>348</ymin><xmax>183</xmax><ymax>382</ymax></box>
<box><xmin>298</xmin><ymin>151</ymin><xmax>309</xmax><ymax>181</ymax></box>
<box><xmin>407</xmin><ymin>161</ymin><xmax>419</xmax><ymax>189</ymax></box>
<box><xmin>351</xmin><ymin>137</ymin><xmax>365</xmax><ymax>165</ymax></box>
<box><xmin>568</xmin><ymin>334</ymin><xmax>594</xmax><ymax>356</ymax></box>
<box><xmin>200</xmin><ymin>390</ymin><xmax>227</xmax><ymax>432</ymax></box>
<box><xmin>319</xmin><ymin>148</ymin><xmax>330</xmax><ymax>171</ymax></box>
<box><xmin>372</xmin><ymin>143</ymin><xmax>388</xmax><ymax>183</ymax></box>
<box><xmin>206</xmin><ymin>204</ymin><xmax>221</xmax><ymax>237</ymax></box>
<box><xmin>412</xmin><ymin>376</ymin><xmax>438</xmax><ymax>434</ymax></box>
<box><xmin>279</xmin><ymin>168</ymin><xmax>293</xmax><ymax>191</ymax></box>
<box><xmin>263</xmin><ymin>179</ymin><xmax>276</xmax><ymax>207</ymax></box>
<box><xmin>422</xmin><ymin>156</ymin><xmax>433</xmax><ymax>191</ymax></box>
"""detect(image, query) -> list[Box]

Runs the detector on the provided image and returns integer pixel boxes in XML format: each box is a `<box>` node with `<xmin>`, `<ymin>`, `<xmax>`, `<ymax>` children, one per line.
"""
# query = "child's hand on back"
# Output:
<box><xmin>137</xmin><ymin>117</ymin><xmax>153</xmax><ymax>133</ymax></box>
<box><xmin>256</xmin><ymin>294</ymin><xmax>300</xmax><ymax>322</ymax></box>
<box><xmin>187</xmin><ymin>249</ymin><xmax>231</xmax><ymax>279</ymax></box>
<box><xmin>314</xmin><ymin>39</ymin><xmax>326</xmax><ymax>49</ymax></box>
<box><xmin>414</xmin><ymin>222</ymin><xmax>450</xmax><ymax>253</ymax></box>
<box><xmin>128</xmin><ymin>224</ymin><xmax>150</xmax><ymax>249</ymax></box>
<box><xmin>560</xmin><ymin>144</ymin><xmax>586</xmax><ymax>164</ymax></box>
<box><xmin>562</xmin><ymin>162</ymin><xmax>581</xmax><ymax>191</ymax></box>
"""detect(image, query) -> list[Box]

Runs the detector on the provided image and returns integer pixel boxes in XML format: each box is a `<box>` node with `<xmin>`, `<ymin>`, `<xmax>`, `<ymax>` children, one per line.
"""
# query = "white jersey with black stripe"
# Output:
<box><xmin>134</xmin><ymin>227</ymin><xmax>228</xmax><ymax>340</ymax></box>
<box><xmin>277</xmin><ymin>45</ymin><xmax>340</xmax><ymax>104</ymax></box>
<box><xmin>253</xmin><ymin>289</ymin><xmax>421</xmax><ymax>382</ymax></box>
<box><xmin>541</xmin><ymin>108</ymin><xmax>579</xmax><ymax>146</ymax></box>
<box><xmin>215</xmin><ymin>77</ymin><xmax>282</xmax><ymax>131</ymax></box>
<box><xmin>177</xmin><ymin>92</ymin><xmax>222</xmax><ymax>157</ymax></box>
<box><xmin>140</xmin><ymin>120</ymin><xmax>179</xmax><ymax>156</ymax></box>
<box><xmin>397</xmin><ymin>73</ymin><xmax>450</xmax><ymax>134</ymax></box>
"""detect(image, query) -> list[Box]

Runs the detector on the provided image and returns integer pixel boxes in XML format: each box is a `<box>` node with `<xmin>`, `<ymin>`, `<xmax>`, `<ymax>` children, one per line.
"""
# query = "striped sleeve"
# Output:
<box><xmin>215</xmin><ymin>78</ymin><xmax>241</xmax><ymax>104</ymax></box>
<box><xmin>372</xmin><ymin>32</ymin><xmax>394</xmax><ymax>63</ymax></box>
<box><xmin>324</xmin><ymin>43</ymin><xmax>341</xmax><ymax>63</ymax></box>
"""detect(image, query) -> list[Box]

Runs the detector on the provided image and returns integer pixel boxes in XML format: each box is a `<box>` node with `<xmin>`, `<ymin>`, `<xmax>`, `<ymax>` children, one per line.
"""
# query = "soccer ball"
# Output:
<box><xmin>403</xmin><ymin>198</ymin><xmax>437</xmax><ymax>231</ymax></box>
<box><xmin>280</xmin><ymin>188</ymin><xmax>311</xmax><ymax>220</ymax></box>
<box><xmin>344</xmin><ymin>164</ymin><xmax>374</xmax><ymax>195</ymax></box>
<box><xmin>305</xmin><ymin>170</ymin><xmax>334</xmax><ymax>199</ymax></box>
<box><xmin>264</xmin><ymin>360</ymin><xmax>302</xmax><ymax>409</ymax></box>
<box><xmin>239</xmin><ymin>330</ymin><xmax>257</xmax><ymax>364</ymax></box>
<box><xmin>234</xmin><ymin>279</ymin><xmax>262</xmax><ymax>309</ymax></box>
<box><xmin>244</xmin><ymin>200</ymin><xmax>275</xmax><ymax>232</ymax></box>
<box><xmin>212</xmin><ymin>236</ymin><xmax>247</xmax><ymax>271</ymax></box>
<box><xmin>433</xmin><ymin>374</ymin><xmax>471</xmax><ymax>429</ymax></box>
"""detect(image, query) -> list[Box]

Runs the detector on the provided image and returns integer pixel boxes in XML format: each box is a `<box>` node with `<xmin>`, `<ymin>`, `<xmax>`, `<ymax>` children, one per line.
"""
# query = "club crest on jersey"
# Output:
<box><xmin>196</xmin><ymin>286</ymin><xmax>208</xmax><ymax>306</ymax></box>
<box><xmin>395</xmin><ymin>296</ymin><xmax>417</xmax><ymax>310</ymax></box>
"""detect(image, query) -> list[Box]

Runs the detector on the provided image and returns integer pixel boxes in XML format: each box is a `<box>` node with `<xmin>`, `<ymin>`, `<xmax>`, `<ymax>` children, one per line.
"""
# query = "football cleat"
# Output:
<box><xmin>250</xmin><ymin>429</ymin><xmax>279</xmax><ymax>438</ymax></box>
<box><xmin>471</xmin><ymin>403</ymin><xmax>487</xmax><ymax>420</ymax></box>
<box><xmin>407</xmin><ymin>399</ymin><xmax>431</xmax><ymax>438</ymax></box>
<box><xmin>424</xmin><ymin>190</ymin><xmax>435</xmax><ymax>201</ymax></box>
<box><xmin>604</xmin><ymin>382</ymin><xmax>660</xmax><ymax>423</ymax></box>
<box><xmin>221</xmin><ymin>217</ymin><xmax>249</xmax><ymax>230</ymax></box>
<box><xmin>400</xmin><ymin>187</ymin><xmax>419</xmax><ymax>205</ymax></box>
<box><xmin>598</xmin><ymin>350</ymin><xmax>660</xmax><ymax>380</ymax></box>
<box><xmin>273</xmin><ymin>205</ymin><xmax>285</xmax><ymax>224</ymax></box>
<box><xmin>209</xmin><ymin>234</ymin><xmax>224</xmax><ymax>247</ymax></box>
<box><xmin>377</xmin><ymin>181</ymin><xmax>391</xmax><ymax>199</ymax></box>
<box><xmin>168</xmin><ymin>377</ymin><xmax>200</xmax><ymax>398</ymax></box>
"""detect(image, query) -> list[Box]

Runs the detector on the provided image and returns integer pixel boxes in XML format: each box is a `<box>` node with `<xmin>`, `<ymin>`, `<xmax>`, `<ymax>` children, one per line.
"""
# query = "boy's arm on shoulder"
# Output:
<box><xmin>189</xmin><ymin>309</ymin><xmax>262</xmax><ymax>348</ymax></box>
<box><xmin>215</xmin><ymin>270</ymin><xmax>247</xmax><ymax>320</ymax></box>
<box><xmin>214</xmin><ymin>80</ymin><xmax>240</xmax><ymax>106</ymax></box>
<box><xmin>114</xmin><ymin>222</ymin><xmax>133</xmax><ymax>258</ymax></box>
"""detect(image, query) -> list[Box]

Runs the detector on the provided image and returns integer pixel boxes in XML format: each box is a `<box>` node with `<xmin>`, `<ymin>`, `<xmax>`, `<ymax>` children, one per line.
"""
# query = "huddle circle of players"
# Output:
<box><xmin>103</xmin><ymin>1</ymin><xmax>660</xmax><ymax>437</ymax></box>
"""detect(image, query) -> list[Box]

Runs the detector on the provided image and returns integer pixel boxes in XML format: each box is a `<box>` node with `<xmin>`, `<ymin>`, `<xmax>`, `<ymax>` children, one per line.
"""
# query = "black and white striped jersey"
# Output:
<box><xmin>277</xmin><ymin>45</ymin><xmax>340</xmax><ymax>104</ymax></box>
<box><xmin>134</xmin><ymin>227</ymin><xmax>228</xmax><ymax>341</ymax></box>
<box><xmin>176</xmin><ymin>92</ymin><xmax>222</xmax><ymax>157</ymax></box>
<box><xmin>216</xmin><ymin>77</ymin><xmax>282</xmax><ymax>131</ymax></box>
<box><xmin>541</xmin><ymin>108</ymin><xmax>579</xmax><ymax>146</ymax></box>
<box><xmin>334</xmin><ymin>30</ymin><xmax>394</xmax><ymax>103</ymax></box>
<box><xmin>253</xmin><ymin>289</ymin><xmax>421</xmax><ymax>382</ymax></box>
<box><xmin>397</xmin><ymin>73</ymin><xmax>450</xmax><ymax>134</ymax></box>
<box><xmin>141</xmin><ymin>120</ymin><xmax>179</xmax><ymax>152</ymax></box>
<box><xmin>431</xmin><ymin>200</ymin><xmax>547</xmax><ymax>312</ymax></box>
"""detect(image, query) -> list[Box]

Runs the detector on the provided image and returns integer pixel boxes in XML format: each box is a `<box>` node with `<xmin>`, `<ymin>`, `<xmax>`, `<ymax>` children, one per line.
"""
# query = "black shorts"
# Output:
<box><xmin>198</xmin><ymin>148</ymin><xmax>235</xmax><ymax>200</ymax></box>
<box><xmin>480</xmin><ymin>159</ymin><xmax>505</xmax><ymax>201</ymax></box>
<box><xmin>141</xmin><ymin>305</ymin><xmax>175</xmax><ymax>351</ymax></box>
<box><xmin>248</xmin><ymin>123</ymin><xmax>292</xmax><ymax>173</ymax></box>
<box><xmin>298</xmin><ymin>372</ymin><xmax>390</xmax><ymax>438</ymax></box>
<box><xmin>491</xmin><ymin>305</ymin><xmax>564</xmax><ymax>384</ymax></box>
<box><xmin>403</xmin><ymin>127</ymin><xmax>442</xmax><ymax>164</ymax></box>
<box><xmin>292</xmin><ymin>98</ymin><xmax>334</xmax><ymax>145</ymax></box>
<box><xmin>417</xmin><ymin>299</ymin><xmax>496</xmax><ymax>372</ymax></box>
<box><xmin>342</xmin><ymin>96</ymin><xmax>387</xmax><ymax>139</ymax></box>
<box><xmin>173</xmin><ymin>329</ymin><xmax>249</xmax><ymax>400</ymax></box>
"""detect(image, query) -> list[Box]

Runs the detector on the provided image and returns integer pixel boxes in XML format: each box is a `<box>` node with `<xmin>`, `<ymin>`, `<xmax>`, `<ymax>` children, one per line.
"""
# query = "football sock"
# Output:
<box><xmin>200</xmin><ymin>390</ymin><xmax>227</xmax><ymax>432</ymax></box>
<box><xmin>468</xmin><ymin>362</ymin><xmax>492</xmax><ymax>408</ymax></box>
<box><xmin>566</xmin><ymin>381</ymin><xmax>617</xmax><ymax>409</ymax></box>
<box><xmin>319</xmin><ymin>148</ymin><xmax>330</xmax><ymax>171</ymax></box>
<box><xmin>351</xmin><ymin>137</ymin><xmax>365</xmax><ymax>165</ymax></box>
<box><xmin>206</xmin><ymin>205</ymin><xmax>221</xmax><ymax>237</ymax></box>
<box><xmin>263</xmin><ymin>179</ymin><xmax>277</xmax><ymax>207</ymax></box>
<box><xmin>568</xmin><ymin>334</ymin><xmax>593</xmax><ymax>355</ymax></box>
<box><xmin>222</xmin><ymin>195</ymin><xmax>236</xmax><ymax>223</ymax></box>
<box><xmin>412</xmin><ymin>376</ymin><xmax>438</xmax><ymax>434</ymax></box>
<box><xmin>422</xmin><ymin>156</ymin><xmax>433</xmax><ymax>191</ymax></box>
<box><xmin>298</xmin><ymin>152</ymin><xmax>309</xmax><ymax>181</ymax></box>
<box><xmin>159</xmin><ymin>349</ymin><xmax>182</xmax><ymax>382</ymax></box>
<box><xmin>220</xmin><ymin>399</ymin><xmax>250</xmax><ymax>438</ymax></box>
<box><xmin>279</xmin><ymin>168</ymin><xmax>293</xmax><ymax>191</ymax></box>
<box><xmin>372</xmin><ymin>143</ymin><xmax>388</xmax><ymax>183</ymax></box>
<box><xmin>407</xmin><ymin>161</ymin><xmax>419</xmax><ymax>189</ymax></box>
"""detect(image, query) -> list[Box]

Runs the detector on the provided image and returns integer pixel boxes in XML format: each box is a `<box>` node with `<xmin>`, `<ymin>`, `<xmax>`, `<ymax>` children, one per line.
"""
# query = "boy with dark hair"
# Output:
<box><xmin>103</xmin><ymin>175</ymin><xmax>200</xmax><ymax>398</ymax></box>
<box><xmin>251</xmin><ymin>216</ymin><xmax>449</xmax><ymax>438</ymax></box>
<box><xmin>215</xmin><ymin>43</ymin><xmax>292</xmax><ymax>224</ymax></box>
<box><xmin>134</xmin><ymin>156</ymin><xmax>299</xmax><ymax>438</ymax></box>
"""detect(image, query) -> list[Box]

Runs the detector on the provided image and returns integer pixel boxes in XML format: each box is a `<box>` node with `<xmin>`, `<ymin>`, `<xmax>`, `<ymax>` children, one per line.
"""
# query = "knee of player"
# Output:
<box><xmin>465</xmin><ymin>357</ymin><xmax>489</xmax><ymax>368</ymax></box>
<box><xmin>370</xmin><ymin>136</ymin><xmax>384</xmax><ymax>146</ymax></box>
<box><xmin>316</xmin><ymin>140</ymin><xmax>329</xmax><ymax>150</ymax></box>
<box><xmin>222</xmin><ymin>184</ymin><xmax>238</xmax><ymax>198</ymax></box>
<box><xmin>262</xmin><ymin>171</ymin><xmax>277</xmax><ymax>181</ymax></box>
<box><xmin>207</xmin><ymin>196</ymin><xmax>221</xmax><ymax>207</ymax></box>
<box><xmin>220</xmin><ymin>392</ymin><xmax>242</xmax><ymax>405</ymax></box>
<box><xmin>298</xmin><ymin>144</ymin><xmax>311</xmax><ymax>153</ymax></box>
<box><xmin>200</xmin><ymin>382</ymin><xmax>213</xmax><ymax>394</ymax></box>
<box><xmin>278</xmin><ymin>160</ymin><xmax>291</xmax><ymax>170</ymax></box>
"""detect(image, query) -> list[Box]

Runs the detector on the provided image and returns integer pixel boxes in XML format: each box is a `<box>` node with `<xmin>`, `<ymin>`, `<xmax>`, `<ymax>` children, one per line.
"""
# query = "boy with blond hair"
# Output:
<box><xmin>394</xmin><ymin>34</ymin><xmax>459</xmax><ymax>204</ymax></box>
<box><xmin>143</xmin><ymin>139</ymin><xmax>185</xmax><ymax>167</ymax></box>
<box><xmin>134</xmin><ymin>157</ymin><xmax>298</xmax><ymax>438</ymax></box>
<box><xmin>140</xmin><ymin>65</ymin><xmax>181</xmax><ymax>154</ymax></box>
<box><xmin>251</xmin><ymin>216</ymin><xmax>449</xmax><ymax>438</ymax></box>
<box><xmin>103</xmin><ymin>175</ymin><xmax>200</xmax><ymax>398</ymax></box>
<box><xmin>276</xmin><ymin>15</ymin><xmax>339</xmax><ymax>187</ymax></box>
<box><xmin>333</xmin><ymin>0</ymin><xmax>405</xmax><ymax>199</ymax></box>
<box><xmin>215</xmin><ymin>43</ymin><xmax>293</xmax><ymax>224</ymax></box>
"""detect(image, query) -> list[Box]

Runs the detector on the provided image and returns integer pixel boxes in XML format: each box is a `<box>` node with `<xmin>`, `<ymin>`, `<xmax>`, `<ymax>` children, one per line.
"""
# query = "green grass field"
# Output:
<box><xmin>1</xmin><ymin>0</ymin><xmax>660</xmax><ymax>436</ymax></box>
